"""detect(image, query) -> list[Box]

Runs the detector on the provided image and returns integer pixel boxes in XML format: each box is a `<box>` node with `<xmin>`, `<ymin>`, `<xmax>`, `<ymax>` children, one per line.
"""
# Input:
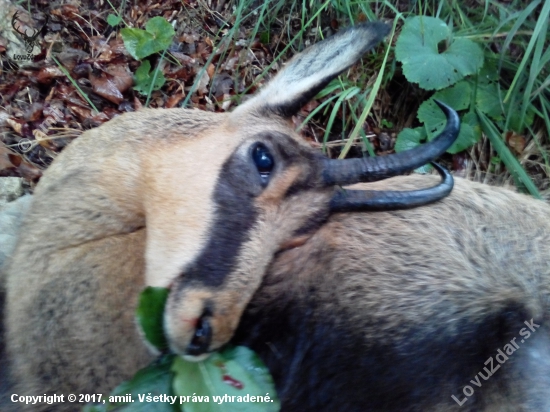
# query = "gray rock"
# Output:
<box><xmin>0</xmin><ymin>178</ymin><xmax>23</xmax><ymax>209</ymax></box>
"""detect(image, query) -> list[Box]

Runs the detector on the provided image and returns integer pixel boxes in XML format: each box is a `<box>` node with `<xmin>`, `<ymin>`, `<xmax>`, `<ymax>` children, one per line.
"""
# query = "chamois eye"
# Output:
<box><xmin>252</xmin><ymin>144</ymin><xmax>274</xmax><ymax>178</ymax></box>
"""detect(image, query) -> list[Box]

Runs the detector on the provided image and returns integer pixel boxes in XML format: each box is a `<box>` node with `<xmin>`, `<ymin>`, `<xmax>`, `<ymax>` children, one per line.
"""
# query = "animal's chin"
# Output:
<box><xmin>182</xmin><ymin>352</ymin><xmax>212</xmax><ymax>362</ymax></box>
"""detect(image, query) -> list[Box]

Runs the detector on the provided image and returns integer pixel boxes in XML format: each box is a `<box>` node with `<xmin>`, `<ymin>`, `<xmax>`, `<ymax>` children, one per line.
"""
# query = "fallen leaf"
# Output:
<box><xmin>211</xmin><ymin>72</ymin><xmax>233</xmax><ymax>97</ymax></box>
<box><xmin>196</xmin><ymin>69</ymin><xmax>210</xmax><ymax>95</ymax></box>
<box><xmin>36</xmin><ymin>66</ymin><xmax>65</xmax><ymax>83</ymax></box>
<box><xmin>505</xmin><ymin>131</ymin><xmax>526</xmax><ymax>154</ymax></box>
<box><xmin>104</xmin><ymin>64</ymin><xmax>134</xmax><ymax>93</ymax></box>
<box><xmin>25</xmin><ymin>103</ymin><xmax>44</xmax><ymax>122</ymax></box>
<box><xmin>166</xmin><ymin>93</ymin><xmax>185</xmax><ymax>108</ymax></box>
<box><xmin>68</xmin><ymin>104</ymin><xmax>92</xmax><ymax>121</ymax></box>
<box><xmin>16</xmin><ymin>159</ymin><xmax>43</xmax><ymax>181</ymax></box>
<box><xmin>6</xmin><ymin>118</ymin><xmax>23</xmax><ymax>135</ymax></box>
<box><xmin>0</xmin><ymin>145</ymin><xmax>16</xmax><ymax>173</ymax></box>
<box><xmin>170</xmin><ymin>51</ymin><xmax>195</xmax><ymax>65</ymax></box>
<box><xmin>134</xmin><ymin>96</ymin><xmax>143</xmax><ymax>111</ymax></box>
<box><xmin>89</xmin><ymin>72</ymin><xmax>124</xmax><ymax>104</ymax></box>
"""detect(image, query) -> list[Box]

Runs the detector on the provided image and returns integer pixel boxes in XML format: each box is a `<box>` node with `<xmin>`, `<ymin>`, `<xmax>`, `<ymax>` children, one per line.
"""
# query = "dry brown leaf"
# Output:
<box><xmin>68</xmin><ymin>104</ymin><xmax>91</xmax><ymax>121</ymax></box>
<box><xmin>0</xmin><ymin>144</ymin><xmax>16</xmax><ymax>172</ymax></box>
<box><xmin>104</xmin><ymin>64</ymin><xmax>133</xmax><ymax>93</ymax></box>
<box><xmin>25</xmin><ymin>103</ymin><xmax>44</xmax><ymax>122</ymax></box>
<box><xmin>505</xmin><ymin>131</ymin><xmax>526</xmax><ymax>154</ymax></box>
<box><xmin>170</xmin><ymin>51</ymin><xmax>195</xmax><ymax>65</ymax></box>
<box><xmin>32</xmin><ymin>129</ymin><xmax>48</xmax><ymax>141</ymax></box>
<box><xmin>6</xmin><ymin>118</ymin><xmax>22</xmax><ymax>135</ymax></box>
<box><xmin>206</xmin><ymin>63</ymin><xmax>216</xmax><ymax>79</ymax></box>
<box><xmin>89</xmin><ymin>72</ymin><xmax>124</xmax><ymax>104</ymax></box>
<box><xmin>134</xmin><ymin>96</ymin><xmax>143</xmax><ymax>111</ymax></box>
<box><xmin>211</xmin><ymin>72</ymin><xmax>233</xmax><ymax>97</ymax></box>
<box><xmin>196</xmin><ymin>70</ymin><xmax>210</xmax><ymax>95</ymax></box>
<box><xmin>166</xmin><ymin>93</ymin><xmax>185</xmax><ymax>108</ymax></box>
<box><xmin>16</xmin><ymin>160</ymin><xmax>42</xmax><ymax>181</ymax></box>
<box><xmin>36</xmin><ymin>66</ymin><xmax>65</xmax><ymax>84</ymax></box>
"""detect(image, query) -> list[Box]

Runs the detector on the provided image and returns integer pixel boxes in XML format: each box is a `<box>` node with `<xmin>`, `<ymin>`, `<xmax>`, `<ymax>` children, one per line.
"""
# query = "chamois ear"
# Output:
<box><xmin>237</xmin><ymin>22</ymin><xmax>390</xmax><ymax>118</ymax></box>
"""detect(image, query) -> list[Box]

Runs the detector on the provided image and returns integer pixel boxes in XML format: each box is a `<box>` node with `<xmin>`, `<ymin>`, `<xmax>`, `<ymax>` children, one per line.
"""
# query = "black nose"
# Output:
<box><xmin>186</xmin><ymin>314</ymin><xmax>212</xmax><ymax>356</ymax></box>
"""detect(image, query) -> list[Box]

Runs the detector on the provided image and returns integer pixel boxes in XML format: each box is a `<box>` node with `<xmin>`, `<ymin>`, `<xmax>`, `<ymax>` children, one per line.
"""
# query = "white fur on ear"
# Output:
<box><xmin>237</xmin><ymin>22</ymin><xmax>390</xmax><ymax>118</ymax></box>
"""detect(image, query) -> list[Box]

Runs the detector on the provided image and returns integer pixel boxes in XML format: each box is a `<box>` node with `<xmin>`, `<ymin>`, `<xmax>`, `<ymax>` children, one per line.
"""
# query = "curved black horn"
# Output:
<box><xmin>330</xmin><ymin>162</ymin><xmax>453</xmax><ymax>212</ymax></box>
<box><xmin>322</xmin><ymin>100</ymin><xmax>460</xmax><ymax>186</ymax></box>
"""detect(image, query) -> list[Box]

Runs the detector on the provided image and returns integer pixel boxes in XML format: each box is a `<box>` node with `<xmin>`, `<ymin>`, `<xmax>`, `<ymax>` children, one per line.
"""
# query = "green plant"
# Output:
<box><xmin>394</xmin><ymin>15</ymin><xmax>484</xmax><ymax>166</ymax></box>
<box><xmin>120</xmin><ymin>17</ymin><xmax>175</xmax><ymax>100</ymax></box>
<box><xmin>393</xmin><ymin>3</ymin><xmax>548</xmax><ymax>197</ymax></box>
<box><xmin>84</xmin><ymin>287</ymin><xmax>279</xmax><ymax>412</ymax></box>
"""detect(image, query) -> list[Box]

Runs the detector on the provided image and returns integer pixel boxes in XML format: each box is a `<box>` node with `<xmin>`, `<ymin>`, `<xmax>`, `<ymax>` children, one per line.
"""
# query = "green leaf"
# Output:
<box><xmin>83</xmin><ymin>404</ymin><xmax>107</xmax><ymax>412</ymax></box>
<box><xmin>417</xmin><ymin>90</ymin><xmax>480</xmax><ymax>154</ymax></box>
<box><xmin>395</xmin><ymin>127</ymin><xmax>425</xmax><ymax>152</ymax></box>
<box><xmin>476</xmin><ymin>109</ymin><xmax>541</xmax><ymax>199</ymax></box>
<box><xmin>259</xmin><ymin>32</ymin><xmax>270</xmax><ymax>45</ymax></box>
<box><xmin>395</xmin><ymin>16</ymin><xmax>483</xmax><ymax>90</ymax></box>
<box><xmin>172</xmin><ymin>346</ymin><xmax>280</xmax><ymax>412</ymax></box>
<box><xmin>136</xmin><ymin>286</ymin><xmax>169</xmax><ymax>351</ymax></box>
<box><xmin>507</xmin><ymin>103</ymin><xmax>536</xmax><ymax>134</ymax></box>
<box><xmin>121</xmin><ymin>16</ymin><xmax>175</xmax><ymax>60</ymax></box>
<box><xmin>107</xmin><ymin>14</ymin><xmax>122</xmax><ymax>27</ymax></box>
<box><xmin>134</xmin><ymin>60</ymin><xmax>166</xmax><ymax>95</ymax></box>
<box><xmin>84</xmin><ymin>355</ymin><xmax>178</xmax><ymax>412</ymax></box>
<box><xmin>110</xmin><ymin>355</ymin><xmax>178</xmax><ymax>412</ymax></box>
<box><xmin>418</xmin><ymin>82</ymin><xmax>471</xmax><ymax>130</ymax></box>
<box><xmin>474</xmin><ymin>81</ymin><xmax>503</xmax><ymax>120</ymax></box>
<box><xmin>395</xmin><ymin>127</ymin><xmax>432</xmax><ymax>173</ymax></box>
<box><xmin>446</xmin><ymin>122</ymin><xmax>477</xmax><ymax>154</ymax></box>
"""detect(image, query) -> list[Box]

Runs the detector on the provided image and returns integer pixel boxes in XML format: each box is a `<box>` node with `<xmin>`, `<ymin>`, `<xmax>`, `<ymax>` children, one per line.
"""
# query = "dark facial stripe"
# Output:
<box><xmin>178</xmin><ymin>153</ymin><xmax>259</xmax><ymax>289</ymax></box>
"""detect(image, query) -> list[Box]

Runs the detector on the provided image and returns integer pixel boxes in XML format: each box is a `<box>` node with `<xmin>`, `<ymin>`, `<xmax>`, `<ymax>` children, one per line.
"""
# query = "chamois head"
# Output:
<box><xmin>162</xmin><ymin>22</ymin><xmax>460</xmax><ymax>360</ymax></box>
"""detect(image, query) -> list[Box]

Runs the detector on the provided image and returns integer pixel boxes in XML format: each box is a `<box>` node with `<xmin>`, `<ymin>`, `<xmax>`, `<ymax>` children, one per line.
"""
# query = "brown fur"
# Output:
<box><xmin>2</xmin><ymin>21</ymin><xmax>548</xmax><ymax>411</ymax></box>
<box><xmin>3</xmin><ymin>106</ymin><xmax>321</xmax><ymax>410</ymax></box>
<box><xmin>236</xmin><ymin>176</ymin><xmax>550</xmax><ymax>411</ymax></box>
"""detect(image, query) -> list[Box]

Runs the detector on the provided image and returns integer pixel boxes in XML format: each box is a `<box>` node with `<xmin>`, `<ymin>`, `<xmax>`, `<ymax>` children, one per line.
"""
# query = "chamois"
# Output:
<box><xmin>1</xmin><ymin>20</ymin><xmax>549</xmax><ymax>412</ymax></box>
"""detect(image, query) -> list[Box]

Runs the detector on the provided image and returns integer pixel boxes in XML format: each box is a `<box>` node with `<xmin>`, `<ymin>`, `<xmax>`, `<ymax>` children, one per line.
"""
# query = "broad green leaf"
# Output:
<box><xmin>417</xmin><ymin>93</ymin><xmax>480</xmax><ymax>154</ymax></box>
<box><xmin>478</xmin><ymin>55</ymin><xmax>499</xmax><ymax>82</ymax></box>
<box><xmin>418</xmin><ymin>81</ymin><xmax>471</xmax><ymax>128</ymax></box>
<box><xmin>83</xmin><ymin>405</ymin><xmax>107</xmax><ymax>412</ymax></box>
<box><xmin>121</xmin><ymin>16</ymin><xmax>175</xmax><ymax>60</ymax></box>
<box><xmin>474</xmin><ymin>81</ymin><xmax>503</xmax><ymax>120</ymax></box>
<box><xmin>395</xmin><ymin>127</ymin><xmax>425</xmax><ymax>152</ymax></box>
<box><xmin>172</xmin><ymin>346</ymin><xmax>280</xmax><ymax>412</ymax></box>
<box><xmin>395</xmin><ymin>127</ymin><xmax>431</xmax><ymax>173</ymax></box>
<box><xmin>107</xmin><ymin>14</ymin><xmax>122</xmax><ymax>27</ymax></box>
<box><xmin>134</xmin><ymin>60</ymin><xmax>166</xmax><ymax>94</ymax></box>
<box><xmin>447</xmin><ymin>122</ymin><xmax>477</xmax><ymax>154</ymax></box>
<box><xmin>136</xmin><ymin>286</ymin><xmax>169</xmax><ymax>351</ymax></box>
<box><xmin>433</xmin><ymin>81</ymin><xmax>471</xmax><ymax>111</ymax></box>
<box><xmin>507</xmin><ymin>106</ymin><xmax>536</xmax><ymax>134</ymax></box>
<box><xmin>395</xmin><ymin>16</ymin><xmax>483</xmax><ymax>90</ymax></box>
<box><xmin>84</xmin><ymin>355</ymin><xmax>178</xmax><ymax>412</ymax></box>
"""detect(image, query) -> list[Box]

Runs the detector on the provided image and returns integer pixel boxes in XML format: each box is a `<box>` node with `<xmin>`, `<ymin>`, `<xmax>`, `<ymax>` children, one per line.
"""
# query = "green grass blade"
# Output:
<box><xmin>296</xmin><ymin>94</ymin><xmax>340</xmax><ymax>132</ymax></box>
<box><xmin>145</xmin><ymin>48</ymin><xmax>167</xmax><ymax>107</ymax></box>
<box><xmin>323</xmin><ymin>87</ymin><xmax>361</xmax><ymax>151</ymax></box>
<box><xmin>476</xmin><ymin>109</ymin><xmax>541</xmax><ymax>199</ymax></box>
<box><xmin>338</xmin><ymin>18</ymin><xmax>395</xmax><ymax>159</ymax></box>
<box><xmin>51</xmin><ymin>55</ymin><xmax>99</xmax><ymax>114</ymax></box>
<box><xmin>503</xmin><ymin>0</ymin><xmax>546</xmax><ymax>103</ymax></box>
<box><xmin>516</xmin><ymin>7</ymin><xmax>549</xmax><ymax>129</ymax></box>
